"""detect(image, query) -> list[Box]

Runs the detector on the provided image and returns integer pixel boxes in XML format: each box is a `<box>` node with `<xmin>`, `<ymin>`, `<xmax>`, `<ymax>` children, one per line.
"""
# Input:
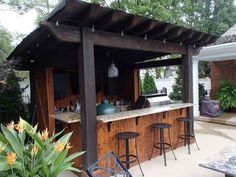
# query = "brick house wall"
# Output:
<box><xmin>211</xmin><ymin>60</ymin><xmax>236</xmax><ymax>99</ymax></box>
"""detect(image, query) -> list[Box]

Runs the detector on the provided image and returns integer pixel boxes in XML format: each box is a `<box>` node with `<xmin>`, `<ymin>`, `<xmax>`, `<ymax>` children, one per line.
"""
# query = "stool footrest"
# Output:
<box><xmin>119</xmin><ymin>154</ymin><xmax>138</xmax><ymax>164</ymax></box>
<box><xmin>153</xmin><ymin>142</ymin><xmax>172</xmax><ymax>150</ymax></box>
<box><xmin>178</xmin><ymin>134</ymin><xmax>195</xmax><ymax>139</ymax></box>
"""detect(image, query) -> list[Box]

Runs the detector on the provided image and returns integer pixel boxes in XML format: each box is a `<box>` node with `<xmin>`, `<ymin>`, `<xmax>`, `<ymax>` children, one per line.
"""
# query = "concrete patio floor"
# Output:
<box><xmin>195</xmin><ymin>112</ymin><xmax>236</xmax><ymax>126</ymax></box>
<box><xmin>60</xmin><ymin>121</ymin><xmax>236</xmax><ymax>177</ymax></box>
<box><xmin>130</xmin><ymin>121</ymin><xmax>236</xmax><ymax>177</ymax></box>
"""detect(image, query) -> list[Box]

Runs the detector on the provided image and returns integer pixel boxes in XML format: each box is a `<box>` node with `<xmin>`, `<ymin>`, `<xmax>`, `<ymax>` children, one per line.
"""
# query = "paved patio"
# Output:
<box><xmin>60</xmin><ymin>120</ymin><xmax>236</xmax><ymax>177</ymax></box>
<box><xmin>195</xmin><ymin>112</ymin><xmax>236</xmax><ymax>126</ymax></box>
<box><xmin>130</xmin><ymin>121</ymin><xmax>236</xmax><ymax>177</ymax></box>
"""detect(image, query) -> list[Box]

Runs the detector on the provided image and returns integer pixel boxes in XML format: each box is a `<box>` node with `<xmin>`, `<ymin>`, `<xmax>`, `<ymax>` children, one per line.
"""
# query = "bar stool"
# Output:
<box><xmin>116</xmin><ymin>131</ymin><xmax>144</xmax><ymax>176</ymax></box>
<box><xmin>175</xmin><ymin>117</ymin><xmax>200</xmax><ymax>154</ymax></box>
<box><xmin>149</xmin><ymin>123</ymin><xmax>177</xmax><ymax>166</ymax></box>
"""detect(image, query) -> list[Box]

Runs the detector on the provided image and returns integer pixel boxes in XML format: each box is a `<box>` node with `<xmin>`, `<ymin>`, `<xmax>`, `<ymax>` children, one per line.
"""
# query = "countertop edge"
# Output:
<box><xmin>98</xmin><ymin>103</ymin><xmax>194</xmax><ymax>123</ymax></box>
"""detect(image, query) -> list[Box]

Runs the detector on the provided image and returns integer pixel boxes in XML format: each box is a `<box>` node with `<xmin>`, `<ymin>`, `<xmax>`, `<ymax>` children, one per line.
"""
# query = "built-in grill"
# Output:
<box><xmin>134</xmin><ymin>93</ymin><xmax>171</xmax><ymax>109</ymax></box>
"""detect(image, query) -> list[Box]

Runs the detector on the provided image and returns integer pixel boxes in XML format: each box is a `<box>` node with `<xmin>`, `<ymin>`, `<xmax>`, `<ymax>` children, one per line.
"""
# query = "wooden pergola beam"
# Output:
<box><xmin>132</xmin><ymin>58</ymin><xmax>182</xmax><ymax>69</ymax></box>
<box><xmin>40</xmin><ymin>22</ymin><xmax>187</xmax><ymax>54</ymax></box>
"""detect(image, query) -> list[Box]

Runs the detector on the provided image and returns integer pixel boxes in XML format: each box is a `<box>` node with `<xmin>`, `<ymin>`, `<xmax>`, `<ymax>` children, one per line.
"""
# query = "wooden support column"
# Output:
<box><xmin>34</xmin><ymin>68</ymin><xmax>55</xmax><ymax>132</ymax></box>
<box><xmin>182</xmin><ymin>45</ymin><xmax>193</xmax><ymax>118</ymax></box>
<box><xmin>29</xmin><ymin>70</ymin><xmax>36</xmax><ymax>125</ymax></box>
<box><xmin>79</xmin><ymin>27</ymin><xmax>97</xmax><ymax>168</ymax></box>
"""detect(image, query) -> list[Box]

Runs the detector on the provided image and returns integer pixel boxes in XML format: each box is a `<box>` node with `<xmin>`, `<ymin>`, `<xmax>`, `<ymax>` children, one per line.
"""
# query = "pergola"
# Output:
<box><xmin>8</xmin><ymin>0</ymin><xmax>218</xmax><ymax>167</ymax></box>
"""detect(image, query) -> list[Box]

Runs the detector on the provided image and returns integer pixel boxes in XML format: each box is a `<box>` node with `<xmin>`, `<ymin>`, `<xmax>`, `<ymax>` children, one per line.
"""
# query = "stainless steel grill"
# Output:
<box><xmin>134</xmin><ymin>93</ymin><xmax>171</xmax><ymax>109</ymax></box>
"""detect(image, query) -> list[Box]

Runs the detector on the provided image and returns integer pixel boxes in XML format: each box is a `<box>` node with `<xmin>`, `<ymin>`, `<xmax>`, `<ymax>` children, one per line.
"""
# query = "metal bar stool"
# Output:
<box><xmin>175</xmin><ymin>117</ymin><xmax>200</xmax><ymax>154</ymax></box>
<box><xmin>149</xmin><ymin>123</ymin><xmax>177</xmax><ymax>166</ymax></box>
<box><xmin>116</xmin><ymin>131</ymin><xmax>144</xmax><ymax>176</ymax></box>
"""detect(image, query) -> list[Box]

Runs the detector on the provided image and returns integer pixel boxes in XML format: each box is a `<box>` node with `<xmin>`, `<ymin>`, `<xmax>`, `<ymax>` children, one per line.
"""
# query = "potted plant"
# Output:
<box><xmin>0</xmin><ymin>118</ymin><xmax>84</xmax><ymax>177</ymax></box>
<box><xmin>217</xmin><ymin>81</ymin><xmax>236</xmax><ymax>112</ymax></box>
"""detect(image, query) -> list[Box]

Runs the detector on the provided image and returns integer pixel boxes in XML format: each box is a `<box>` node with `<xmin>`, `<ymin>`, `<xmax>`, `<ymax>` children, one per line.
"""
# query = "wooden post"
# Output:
<box><xmin>34</xmin><ymin>68</ymin><xmax>55</xmax><ymax>132</ymax></box>
<box><xmin>29</xmin><ymin>70</ymin><xmax>36</xmax><ymax>125</ymax></box>
<box><xmin>79</xmin><ymin>27</ymin><xmax>97</xmax><ymax>168</ymax></box>
<box><xmin>182</xmin><ymin>45</ymin><xmax>193</xmax><ymax>118</ymax></box>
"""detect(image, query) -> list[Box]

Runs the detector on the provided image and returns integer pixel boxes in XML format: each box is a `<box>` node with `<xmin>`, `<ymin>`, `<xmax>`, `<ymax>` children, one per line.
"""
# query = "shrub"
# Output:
<box><xmin>0</xmin><ymin>61</ymin><xmax>26</xmax><ymax>123</ymax></box>
<box><xmin>0</xmin><ymin>118</ymin><xmax>84</xmax><ymax>177</ymax></box>
<box><xmin>217</xmin><ymin>81</ymin><xmax>236</xmax><ymax>110</ymax></box>
<box><xmin>169</xmin><ymin>66</ymin><xmax>182</xmax><ymax>101</ymax></box>
<box><xmin>141</xmin><ymin>70</ymin><xmax>157</xmax><ymax>95</ymax></box>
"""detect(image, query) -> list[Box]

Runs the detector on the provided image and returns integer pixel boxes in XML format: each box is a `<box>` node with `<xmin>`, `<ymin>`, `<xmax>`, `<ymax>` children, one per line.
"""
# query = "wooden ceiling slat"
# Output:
<box><xmin>130</xmin><ymin>20</ymin><xmax>157</xmax><ymax>36</ymax></box>
<box><xmin>164</xmin><ymin>28</ymin><xmax>184</xmax><ymax>40</ymax></box>
<box><xmin>97</xmin><ymin>11</ymin><xmax>124</xmax><ymax>30</ymax></box>
<box><xmin>173</xmin><ymin>30</ymin><xmax>195</xmax><ymax>42</ymax></box>
<box><xmin>194</xmin><ymin>35</ymin><xmax>212</xmax><ymax>46</ymax></box>
<box><xmin>148</xmin><ymin>23</ymin><xmax>172</xmax><ymax>39</ymax></box>
<box><xmin>184</xmin><ymin>33</ymin><xmax>204</xmax><ymax>44</ymax></box>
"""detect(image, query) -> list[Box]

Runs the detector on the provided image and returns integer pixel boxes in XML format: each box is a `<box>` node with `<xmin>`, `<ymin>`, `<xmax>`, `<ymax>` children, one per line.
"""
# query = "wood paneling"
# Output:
<box><xmin>67</xmin><ymin>108</ymin><xmax>187</xmax><ymax>168</ymax></box>
<box><xmin>34</xmin><ymin>68</ymin><xmax>55</xmax><ymax>132</ymax></box>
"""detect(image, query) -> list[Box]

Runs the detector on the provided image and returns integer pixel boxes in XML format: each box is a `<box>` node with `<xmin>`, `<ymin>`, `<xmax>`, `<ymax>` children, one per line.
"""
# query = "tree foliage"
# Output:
<box><xmin>169</xmin><ymin>66</ymin><xmax>183</xmax><ymax>101</ymax></box>
<box><xmin>0</xmin><ymin>61</ymin><xmax>26</xmax><ymax>123</ymax></box>
<box><xmin>141</xmin><ymin>70</ymin><xmax>157</xmax><ymax>95</ymax></box>
<box><xmin>110</xmin><ymin>0</ymin><xmax>236</xmax><ymax>36</ymax></box>
<box><xmin>0</xmin><ymin>27</ymin><xmax>13</xmax><ymax>62</ymax></box>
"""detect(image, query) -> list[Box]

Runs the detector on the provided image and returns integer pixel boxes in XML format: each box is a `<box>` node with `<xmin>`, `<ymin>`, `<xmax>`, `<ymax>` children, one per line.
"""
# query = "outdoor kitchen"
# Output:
<box><xmin>7</xmin><ymin>0</ymin><xmax>218</xmax><ymax>172</ymax></box>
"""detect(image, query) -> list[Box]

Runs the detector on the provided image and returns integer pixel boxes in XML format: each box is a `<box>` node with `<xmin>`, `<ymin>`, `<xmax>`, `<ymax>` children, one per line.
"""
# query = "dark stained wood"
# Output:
<box><xmin>29</xmin><ymin>70</ymin><xmax>36</xmax><ymax>125</ymax></box>
<box><xmin>165</xmin><ymin>28</ymin><xmax>184</xmax><ymax>40</ymax></box>
<box><xmin>148</xmin><ymin>23</ymin><xmax>172</xmax><ymax>39</ymax></box>
<box><xmin>40</xmin><ymin>22</ymin><xmax>187</xmax><ymax>54</ymax></box>
<box><xmin>185</xmin><ymin>33</ymin><xmax>204</xmax><ymax>44</ymax></box>
<box><xmin>133</xmin><ymin>21</ymin><xmax>157</xmax><ymax>36</ymax></box>
<box><xmin>79</xmin><ymin>27</ymin><xmax>97</xmax><ymax>168</ymax></box>
<box><xmin>182</xmin><ymin>45</ymin><xmax>193</xmax><ymax>118</ymax></box>
<box><xmin>174</xmin><ymin>30</ymin><xmax>195</xmax><ymax>42</ymax></box>
<box><xmin>133</xmin><ymin>58</ymin><xmax>182</xmax><ymax>69</ymax></box>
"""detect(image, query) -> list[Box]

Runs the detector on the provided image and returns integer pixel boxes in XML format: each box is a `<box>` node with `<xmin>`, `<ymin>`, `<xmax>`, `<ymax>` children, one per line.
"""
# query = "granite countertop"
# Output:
<box><xmin>199</xmin><ymin>147</ymin><xmax>236</xmax><ymax>176</ymax></box>
<box><xmin>97</xmin><ymin>103</ymin><xmax>193</xmax><ymax>123</ymax></box>
<box><xmin>50</xmin><ymin>112</ymin><xmax>81</xmax><ymax>123</ymax></box>
<box><xmin>50</xmin><ymin>103</ymin><xmax>193</xmax><ymax>124</ymax></box>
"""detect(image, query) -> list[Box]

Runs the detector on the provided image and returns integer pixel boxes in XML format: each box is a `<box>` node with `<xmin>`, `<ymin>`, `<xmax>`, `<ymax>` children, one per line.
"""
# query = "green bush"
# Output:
<box><xmin>217</xmin><ymin>81</ymin><xmax>236</xmax><ymax>110</ymax></box>
<box><xmin>169</xmin><ymin>67</ymin><xmax>182</xmax><ymax>101</ymax></box>
<box><xmin>141</xmin><ymin>71</ymin><xmax>157</xmax><ymax>95</ymax></box>
<box><xmin>0</xmin><ymin>61</ymin><xmax>26</xmax><ymax>123</ymax></box>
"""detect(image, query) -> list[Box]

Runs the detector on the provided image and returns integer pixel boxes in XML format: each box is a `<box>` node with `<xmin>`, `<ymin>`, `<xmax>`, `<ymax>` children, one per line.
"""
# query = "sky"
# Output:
<box><xmin>0</xmin><ymin>5</ymin><xmax>37</xmax><ymax>34</ymax></box>
<box><xmin>0</xmin><ymin>1</ymin><xmax>236</xmax><ymax>35</ymax></box>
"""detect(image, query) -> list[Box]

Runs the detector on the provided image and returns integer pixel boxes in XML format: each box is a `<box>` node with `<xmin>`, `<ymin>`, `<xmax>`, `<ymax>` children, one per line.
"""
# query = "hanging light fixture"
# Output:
<box><xmin>107</xmin><ymin>53</ymin><xmax>119</xmax><ymax>78</ymax></box>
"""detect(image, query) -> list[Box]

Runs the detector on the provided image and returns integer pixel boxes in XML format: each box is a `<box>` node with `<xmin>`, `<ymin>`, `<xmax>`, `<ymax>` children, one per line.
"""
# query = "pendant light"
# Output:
<box><xmin>107</xmin><ymin>53</ymin><xmax>119</xmax><ymax>78</ymax></box>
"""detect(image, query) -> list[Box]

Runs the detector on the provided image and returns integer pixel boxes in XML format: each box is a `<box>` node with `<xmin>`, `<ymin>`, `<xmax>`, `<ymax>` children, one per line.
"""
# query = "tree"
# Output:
<box><xmin>0</xmin><ymin>0</ymin><xmax>36</xmax><ymax>14</ymax></box>
<box><xmin>169</xmin><ymin>66</ymin><xmax>183</xmax><ymax>101</ymax></box>
<box><xmin>110</xmin><ymin>0</ymin><xmax>236</xmax><ymax>36</ymax></box>
<box><xmin>0</xmin><ymin>27</ymin><xmax>13</xmax><ymax>62</ymax></box>
<box><xmin>141</xmin><ymin>70</ymin><xmax>157</xmax><ymax>95</ymax></box>
<box><xmin>0</xmin><ymin>61</ymin><xmax>27</xmax><ymax>123</ymax></box>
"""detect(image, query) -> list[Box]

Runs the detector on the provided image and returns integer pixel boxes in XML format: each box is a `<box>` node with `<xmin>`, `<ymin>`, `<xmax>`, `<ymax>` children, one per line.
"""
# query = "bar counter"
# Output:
<box><xmin>50</xmin><ymin>103</ymin><xmax>193</xmax><ymax>167</ymax></box>
<box><xmin>51</xmin><ymin>103</ymin><xmax>193</xmax><ymax>123</ymax></box>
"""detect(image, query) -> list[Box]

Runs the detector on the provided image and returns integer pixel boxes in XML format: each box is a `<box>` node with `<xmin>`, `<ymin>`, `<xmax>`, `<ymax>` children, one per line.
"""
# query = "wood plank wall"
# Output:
<box><xmin>54</xmin><ymin>69</ymin><xmax>137</xmax><ymax>108</ymax></box>
<box><xmin>34</xmin><ymin>68</ymin><xmax>55</xmax><ymax>132</ymax></box>
<box><xmin>67</xmin><ymin>108</ymin><xmax>187</xmax><ymax>168</ymax></box>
